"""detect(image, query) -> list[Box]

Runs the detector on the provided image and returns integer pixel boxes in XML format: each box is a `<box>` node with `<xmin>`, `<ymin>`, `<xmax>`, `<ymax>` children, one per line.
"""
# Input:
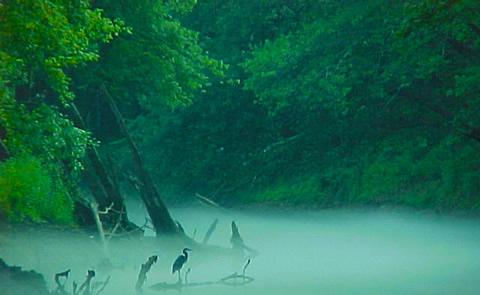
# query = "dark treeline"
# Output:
<box><xmin>134</xmin><ymin>0</ymin><xmax>480</xmax><ymax>210</ymax></box>
<box><xmin>1</xmin><ymin>0</ymin><xmax>480</xmax><ymax>225</ymax></box>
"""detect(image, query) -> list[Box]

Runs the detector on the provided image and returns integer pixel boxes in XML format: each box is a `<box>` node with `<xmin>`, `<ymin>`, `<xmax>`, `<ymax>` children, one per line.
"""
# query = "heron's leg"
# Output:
<box><xmin>177</xmin><ymin>270</ymin><xmax>181</xmax><ymax>283</ymax></box>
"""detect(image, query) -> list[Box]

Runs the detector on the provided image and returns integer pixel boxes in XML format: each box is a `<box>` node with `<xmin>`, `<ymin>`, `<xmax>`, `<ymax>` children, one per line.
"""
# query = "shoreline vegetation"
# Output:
<box><xmin>2</xmin><ymin>1</ymin><xmax>480</xmax><ymax>294</ymax></box>
<box><xmin>1</xmin><ymin>0</ymin><xmax>480</xmax><ymax>229</ymax></box>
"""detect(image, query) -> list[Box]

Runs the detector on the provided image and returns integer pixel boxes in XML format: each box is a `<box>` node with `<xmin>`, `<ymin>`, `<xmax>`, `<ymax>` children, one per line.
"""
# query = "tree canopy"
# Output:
<box><xmin>1</xmin><ymin>0</ymin><xmax>480</xmax><ymax>224</ymax></box>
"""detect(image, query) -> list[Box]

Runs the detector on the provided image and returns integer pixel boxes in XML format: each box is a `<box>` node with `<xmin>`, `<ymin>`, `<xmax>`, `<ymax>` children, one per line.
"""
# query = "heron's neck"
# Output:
<box><xmin>183</xmin><ymin>250</ymin><xmax>188</xmax><ymax>260</ymax></box>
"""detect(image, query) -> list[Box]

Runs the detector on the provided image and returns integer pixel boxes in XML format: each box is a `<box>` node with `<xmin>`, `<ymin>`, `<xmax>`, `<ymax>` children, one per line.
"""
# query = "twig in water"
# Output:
<box><xmin>242</xmin><ymin>259</ymin><xmax>251</xmax><ymax>276</ymax></box>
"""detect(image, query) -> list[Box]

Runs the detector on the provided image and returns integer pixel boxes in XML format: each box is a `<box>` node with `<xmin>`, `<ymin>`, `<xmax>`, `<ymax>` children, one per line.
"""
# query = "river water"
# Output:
<box><xmin>2</xmin><ymin>205</ymin><xmax>480</xmax><ymax>294</ymax></box>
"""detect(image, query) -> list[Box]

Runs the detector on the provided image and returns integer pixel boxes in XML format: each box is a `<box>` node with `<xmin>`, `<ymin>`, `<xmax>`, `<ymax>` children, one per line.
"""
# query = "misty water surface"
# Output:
<box><xmin>2</xmin><ymin>205</ymin><xmax>480</xmax><ymax>294</ymax></box>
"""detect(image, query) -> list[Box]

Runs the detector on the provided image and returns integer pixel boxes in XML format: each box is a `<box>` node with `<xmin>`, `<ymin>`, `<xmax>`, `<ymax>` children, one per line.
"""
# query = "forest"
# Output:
<box><xmin>1</xmin><ymin>0</ymin><xmax>480</xmax><ymax>294</ymax></box>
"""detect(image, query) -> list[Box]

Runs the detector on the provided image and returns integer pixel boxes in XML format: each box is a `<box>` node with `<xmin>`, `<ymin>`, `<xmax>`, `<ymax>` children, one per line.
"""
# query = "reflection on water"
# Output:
<box><xmin>2</xmin><ymin>205</ymin><xmax>480</xmax><ymax>295</ymax></box>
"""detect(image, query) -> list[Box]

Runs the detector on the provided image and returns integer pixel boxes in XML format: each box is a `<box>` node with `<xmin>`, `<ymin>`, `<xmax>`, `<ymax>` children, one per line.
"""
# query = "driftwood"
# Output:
<box><xmin>51</xmin><ymin>269</ymin><xmax>110</xmax><ymax>295</ymax></box>
<box><xmin>231</xmin><ymin>221</ymin><xmax>259</xmax><ymax>256</ymax></box>
<box><xmin>73</xmin><ymin>270</ymin><xmax>110</xmax><ymax>295</ymax></box>
<box><xmin>230</xmin><ymin>221</ymin><xmax>244</xmax><ymax>249</ymax></box>
<box><xmin>150</xmin><ymin>280</ymin><xmax>215</xmax><ymax>291</ymax></box>
<box><xmin>243</xmin><ymin>258</ymin><xmax>251</xmax><ymax>276</ymax></box>
<box><xmin>150</xmin><ymin>258</ymin><xmax>254</xmax><ymax>292</ymax></box>
<box><xmin>135</xmin><ymin>255</ymin><xmax>158</xmax><ymax>291</ymax></box>
<box><xmin>75</xmin><ymin>270</ymin><xmax>95</xmax><ymax>295</ymax></box>
<box><xmin>218</xmin><ymin>273</ymin><xmax>254</xmax><ymax>286</ymax></box>
<box><xmin>217</xmin><ymin>259</ymin><xmax>254</xmax><ymax>286</ymax></box>
<box><xmin>54</xmin><ymin>269</ymin><xmax>71</xmax><ymax>295</ymax></box>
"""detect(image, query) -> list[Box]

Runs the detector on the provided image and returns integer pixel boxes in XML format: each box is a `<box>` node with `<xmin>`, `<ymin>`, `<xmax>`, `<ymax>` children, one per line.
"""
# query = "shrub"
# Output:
<box><xmin>0</xmin><ymin>155</ymin><xmax>74</xmax><ymax>224</ymax></box>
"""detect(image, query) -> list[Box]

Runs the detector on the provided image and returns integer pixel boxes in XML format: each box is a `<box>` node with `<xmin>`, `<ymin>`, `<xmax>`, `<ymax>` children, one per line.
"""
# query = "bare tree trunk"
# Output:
<box><xmin>67</xmin><ymin>103</ymin><xmax>128</xmax><ymax>224</ymax></box>
<box><xmin>101</xmin><ymin>84</ymin><xmax>179</xmax><ymax>236</ymax></box>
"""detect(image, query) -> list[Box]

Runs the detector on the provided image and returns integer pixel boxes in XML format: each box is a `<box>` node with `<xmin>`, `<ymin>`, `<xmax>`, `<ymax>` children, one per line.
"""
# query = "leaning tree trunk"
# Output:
<box><xmin>68</xmin><ymin>103</ymin><xmax>128</xmax><ymax>225</ymax></box>
<box><xmin>101</xmin><ymin>84</ymin><xmax>179</xmax><ymax>236</ymax></box>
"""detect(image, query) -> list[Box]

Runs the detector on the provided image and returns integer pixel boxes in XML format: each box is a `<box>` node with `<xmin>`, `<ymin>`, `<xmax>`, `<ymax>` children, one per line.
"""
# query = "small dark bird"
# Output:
<box><xmin>172</xmin><ymin>248</ymin><xmax>192</xmax><ymax>282</ymax></box>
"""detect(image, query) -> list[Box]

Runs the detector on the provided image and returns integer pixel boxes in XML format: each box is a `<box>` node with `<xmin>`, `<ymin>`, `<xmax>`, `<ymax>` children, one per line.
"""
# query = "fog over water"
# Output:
<box><xmin>2</xmin><ymin>204</ymin><xmax>480</xmax><ymax>294</ymax></box>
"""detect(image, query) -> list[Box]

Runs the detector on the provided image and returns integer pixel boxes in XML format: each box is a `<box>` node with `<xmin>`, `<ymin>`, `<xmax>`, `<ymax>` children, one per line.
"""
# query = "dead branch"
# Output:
<box><xmin>202</xmin><ymin>218</ymin><xmax>218</xmax><ymax>244</ymax></box>
<box><xmin>72</xmin><ymin>282</ymin><xmax>78</xmax><ymax>295</ymax></box>
<box><xmin>94</xmin><ymin>275</ymin><xmax>110</xmax><ymax>295</ymax></box>
<box><xmin>90</xmin><ymin>202</ymin><xmax>109</xmax><ymax>258</ymax></box>
<box><xmin>262</xmin><ymin>133</ymin><xmax>304</xmax><ymax>153</ymax></box>
<box><xmin>230</xmin><ymin>221</ymin><xmax>259</xmax><ymax>256</ymax></box>
<box><xmin>106</xmin><ymin>205</ymin><xmax>125</xmax><ymax>241</ymax></box>
<box><xmin>76</xmin><ymin>270</ymin><xmax>95</xmax><ymax>295</ymax></box>
<box><xmin>242</xmin><ymin>258</ymin><xmax>251</xmax><ymax>276</ymax></box>
<box><xmin>97</xmin><ymin>203</ymin><xmax>114</xmax><ymax>215</ymax></box>
<box><xmin>230</xmin><ymin>221</ymin><xmax>244</xmax><ymax>249</ymax></box>
<box><xmin>194</xmin><ymin>193</ymin><xmax>224</xmax><ymax>210</ymax></box>
<box><xmin>135</xmin><ymin>255</ymin><xmax>158</xmax><ymax>291</ymax></box>
<box><xmin>54</xmin><ymin>269</ymin><xmax>70</xmax><ymax>295</ymax></box>
<box><xmin>150</xmin><ymin>260</ymin><xmax>254</xmax><ymax>292</ymax></box>
<box><xmin>218</xmin><ymin>273</ymin><xmax>254</xmax><ymax>286</ymax></box>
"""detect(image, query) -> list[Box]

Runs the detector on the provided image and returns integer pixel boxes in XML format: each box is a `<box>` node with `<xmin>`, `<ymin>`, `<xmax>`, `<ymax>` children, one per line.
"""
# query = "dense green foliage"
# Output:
<box><xmin>0</xmin><ymin>155</ymin><xmax>74</xmax><ymax>223</ymax></box>
<box><xmin>1</xmin><ymin>0</ymin><xmax>480</xmax><ymax>223</ymax></box>
<box><xmin>124</xmin><ymin>0</ymin><xmax>480</xmax><ymax>210</ymax></box>
<box><xmin>0</xmin><ymin>0</ymin><xmax>123</xmax><ymax>223</ymax></box>
<box><xmin>0</xmin><ymin>0</ymin><xmax>218</xmax><ymax>223</ymax></box>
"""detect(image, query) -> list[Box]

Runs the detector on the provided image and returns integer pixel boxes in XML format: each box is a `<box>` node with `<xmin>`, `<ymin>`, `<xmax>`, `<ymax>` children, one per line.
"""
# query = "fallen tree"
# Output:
<box><xmin>101</xmin><ymin>84</ymin><xmax>179</xmax><ymax>236</ymax></box>
<box><xmin>67</xmin><ymin>103</ymin><xmax>132</xmax><ymax>230</ymax></box>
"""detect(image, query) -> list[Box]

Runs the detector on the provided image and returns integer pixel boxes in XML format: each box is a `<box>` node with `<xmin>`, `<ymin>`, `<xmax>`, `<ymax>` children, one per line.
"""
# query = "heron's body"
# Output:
<box><xmin>172</xmin><ymin>248</ymin><xmax>191</xmax><ymax>281</ymax></box>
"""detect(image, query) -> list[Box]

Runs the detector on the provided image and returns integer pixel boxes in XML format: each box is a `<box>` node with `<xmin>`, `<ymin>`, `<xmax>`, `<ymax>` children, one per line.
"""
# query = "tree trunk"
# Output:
<box><xmin>101</xmin><ymin>84</ymin><xmax>179</xmax><ymax>236</ymax></box>
<box><xmin>67</xmin><ymin>103</ymin><xmax>128</xmax><ymax>224</ymax></box>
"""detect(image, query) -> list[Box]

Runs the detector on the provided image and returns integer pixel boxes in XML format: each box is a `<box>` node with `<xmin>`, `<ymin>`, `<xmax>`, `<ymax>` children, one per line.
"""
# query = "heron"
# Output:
<box><xmin>172</xmin><ymin>248</ymin><xmax>192</xmax><ymax>282</ymax></box>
